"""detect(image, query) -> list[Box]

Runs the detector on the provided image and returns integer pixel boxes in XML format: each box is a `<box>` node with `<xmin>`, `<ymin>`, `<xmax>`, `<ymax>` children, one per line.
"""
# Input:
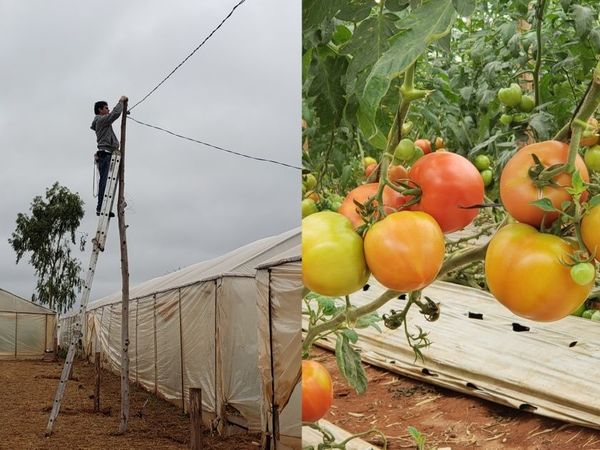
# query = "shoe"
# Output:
<box><xmin>96</xmin><ymin>211</ymin><xmax>115</xmax><ymax>218</ymax></box>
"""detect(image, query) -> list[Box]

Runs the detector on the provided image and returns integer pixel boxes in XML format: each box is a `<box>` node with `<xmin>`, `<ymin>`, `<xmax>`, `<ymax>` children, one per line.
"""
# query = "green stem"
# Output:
<box><xmin>533</xmin><ymin>0</ymin><xmax>546</xmax><ymax>107</ymax></box>
<box><xmin>302</xmin><ymin>289</ymin><xmax>400</xmax><ymax>354</ymax></box>
<box><xmin>554</xmin><ymin>62</ymin><xmax>600</xmax><ymax>142</ymax></box>
<box><xmin>438</xmin><ymin>242</ymin><xmax>490</xmax><ymax>278</ymax></box>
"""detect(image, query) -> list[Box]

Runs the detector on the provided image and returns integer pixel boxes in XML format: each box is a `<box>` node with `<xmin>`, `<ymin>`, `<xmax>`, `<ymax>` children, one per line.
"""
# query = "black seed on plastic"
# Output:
<box><xmin>398</xmin><ymin>293</ymin><xmax>407</xmax><ymax>300</ymax></box>
<box><xmin>362</xmin><ymin>284</ymin><xmax>370</xmax><ymax>291</ymax></box>
<box><xmin>569</xmin><ymin>341</ymin><xmax>578</xmax><ymax>347</ymax></box>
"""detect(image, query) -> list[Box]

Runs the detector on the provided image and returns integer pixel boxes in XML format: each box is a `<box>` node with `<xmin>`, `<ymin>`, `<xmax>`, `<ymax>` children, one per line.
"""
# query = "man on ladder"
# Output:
<box><xmin>91</xmin><ymin>95</ymin><xmax>128</xmax><ymax>217</ymax></box>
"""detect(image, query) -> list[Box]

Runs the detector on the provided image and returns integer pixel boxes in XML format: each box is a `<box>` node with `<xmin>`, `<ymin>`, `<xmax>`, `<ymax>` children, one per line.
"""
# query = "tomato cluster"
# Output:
<box><xmin>302</xmin><ymin>149</ymin><xmax>485</xmax><ymax>296</ymax></box>
<box><xmin>487</xmin><ymin>139</ymin><xmax>597</xmax><ymax>321</ymax></box>
<box><xmin>497</xmin><ymin>83</ymin><xmax>535</xmax><ymax>126</ymax></box>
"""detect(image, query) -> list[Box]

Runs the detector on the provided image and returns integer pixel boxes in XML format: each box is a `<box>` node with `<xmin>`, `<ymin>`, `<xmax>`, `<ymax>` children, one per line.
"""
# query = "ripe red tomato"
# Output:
<box><xmin>485</xmin><ymin>223</ymin><xmax>593</xmax><ymax>321</ymax></box>
<box><xmin>364</xmin><ymin>211</ymin><xmax>445</xmax><ymax>291</ymax></box>
<box><xmin>338</xmin><ymin>183</ymin><xmax>407</xmax><ymax>229</ymax></box>
<box><xmin>414</xmin><ymin>139</ymin><xmax>432</xmax><ymax>154</ymax></box>
<box><xmin>582</xmin><ymin>205</ymin><xmax>600</xmax><ymax>261</ymax></box>
<box><xmin>302</xmin><ymin>211</ymin><xmax>370</xmax><ymax>296</ymax></box>
<box><xmin>499</xmin><ymin>141</ymin><xmax>589</xmax><ymax>227</ymax></box>
<box><xmin>407</xmin><ymin>152</ymin><xmax>484</xmax><ymax>233</ymax></box>
<box><xmin>302</xmin><ymin>360</ymin><xmax>333</xmax><ymax>423</ymax></box>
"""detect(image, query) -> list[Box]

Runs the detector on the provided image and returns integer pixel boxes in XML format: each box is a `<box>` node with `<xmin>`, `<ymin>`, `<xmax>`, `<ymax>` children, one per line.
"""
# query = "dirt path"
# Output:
<box><xmin>0</xmin><ymin>358</ymin><xmax>261</xmax><ymax>450</ymax></box>
<box><xmin>312</xmin><ymin>347</ymin><xmax>600</xmax><ymax>450</ymax></box>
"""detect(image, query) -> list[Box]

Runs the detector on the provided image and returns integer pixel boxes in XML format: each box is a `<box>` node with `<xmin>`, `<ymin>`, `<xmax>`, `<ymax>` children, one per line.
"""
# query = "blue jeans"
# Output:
<box><xmin>96</xmin><ymin>152</ymin><xmax>112</xmax><ymax>213</ymax></box>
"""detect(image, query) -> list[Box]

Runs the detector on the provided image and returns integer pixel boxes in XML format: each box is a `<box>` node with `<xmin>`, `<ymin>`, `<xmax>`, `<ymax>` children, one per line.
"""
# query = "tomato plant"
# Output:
<box><xmin>301</xmin><ymin>360</ymin><xmax>333</xmax><ymax>423</ymax></box>
<box><xmin>500</xmin><ymin>140</ymin><xmax>589</xmax><ymax>227</ymax></box>
<box><xmin>302</xmin><ymin>211</ymin><xmax>370</xmax><ymax>297</ymax></box>
<box><xmin>364</xmin><ymin>211</ymin><xmax>445</xmax><ymax>292</ymax></box>
<box><xmin>408</xmin><ymin>152</ymin><xmax>485</xmax><ymax>233</ymax></box>
<box><xmin>485</xmin><ymin>223</ymin><xmax>593</xmax><ymax>322</ymax></box>
<box><xmin>338</xmin><ymin>183</ymin><xmax>407</xmax><ymax>229</ymax></box>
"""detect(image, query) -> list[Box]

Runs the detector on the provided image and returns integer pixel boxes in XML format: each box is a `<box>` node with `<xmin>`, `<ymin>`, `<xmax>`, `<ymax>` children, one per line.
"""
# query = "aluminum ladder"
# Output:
<box><xmin>45</xmin><ymin>151</ymin><xmax>121</xmax><ymax>436</ymax></box>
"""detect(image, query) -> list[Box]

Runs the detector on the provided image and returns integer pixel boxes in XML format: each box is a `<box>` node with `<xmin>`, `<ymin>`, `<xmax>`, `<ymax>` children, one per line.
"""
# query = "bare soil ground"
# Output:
<box><xmin>313</xmin><ymin>347</ymin><xmax>600</xmax><ymax>450</ymax></box>
<box><xmin>0</xmin><ymin>358</ymin><xmax>261</xmax><ymax>450</ymax></box>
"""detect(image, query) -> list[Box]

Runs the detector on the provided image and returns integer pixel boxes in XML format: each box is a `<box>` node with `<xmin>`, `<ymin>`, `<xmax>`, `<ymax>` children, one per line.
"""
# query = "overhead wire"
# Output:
<box><xmin>128</xmin><ymin>116</ymin><xmax>302</xmax><ymax>170</ymax></box>
<box><xmin>128</xmin><ymin>0</ymin><xmax>247</xmax><ymax>112</ymax></box>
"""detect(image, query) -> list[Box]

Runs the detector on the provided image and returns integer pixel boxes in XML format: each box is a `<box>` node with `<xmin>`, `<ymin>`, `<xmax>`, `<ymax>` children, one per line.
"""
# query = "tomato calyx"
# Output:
<box><xmin>527</xmin><ymin>153</ymin><xmax>566</xmax><ymax>189</ymax></box>
<box><xmin>415</xmin><ymin>296</ymin><xmax>441</xmax><ymax>322</ymax></box>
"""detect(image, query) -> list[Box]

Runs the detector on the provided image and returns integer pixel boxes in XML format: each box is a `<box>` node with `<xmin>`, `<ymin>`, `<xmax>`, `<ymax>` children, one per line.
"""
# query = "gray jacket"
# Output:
<box><xmin>90</xmin><ymin>101</ymin><xmax>124</xmax><ymax>152</ymax></box>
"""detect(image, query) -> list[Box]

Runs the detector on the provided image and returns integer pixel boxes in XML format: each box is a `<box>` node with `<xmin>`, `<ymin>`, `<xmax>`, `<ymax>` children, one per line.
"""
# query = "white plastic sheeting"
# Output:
<box><xmin>66</xmin><ymin>227</ymin><xmax>300</xmax><ymax>433</ymax></box>
<box><xmin>256</xmin><ymin>245</ymin><xmax>302</xmax><ymax>450</ymax></box>
<box><xmin>305</xmin><ymin>279</ymin><xmax>600</xmax><ymax>429</ymax></box>
<box><xmin>0</xmin><ymin>288</ymin><xmax>56</xmax><ymax>358</ymax></box>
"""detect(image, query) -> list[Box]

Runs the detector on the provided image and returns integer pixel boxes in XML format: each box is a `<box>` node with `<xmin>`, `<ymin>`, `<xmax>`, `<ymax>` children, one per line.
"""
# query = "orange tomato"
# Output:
<box><xmin>485</xmin><ymin>223</ymin><xmax>592</xmax><ymax>321</ymax></box>
<box><xmin>414</xmin><ymin>139</ymin><xmax>432</xmax><ymax>154</ymax></box>
<box><xmin>364</xmin><ymin>211</ymin><xmax>445</xmax><ymax>291</ymax></box>
<box><xmin>387</xmin><ymin>164</ymin><xmax>408</xmax><ymax>183</ymax></box>
<box><xmin>582</xmin><ymin>205</ymin><xmax>600</xmax><ymax>261</ymax></box>
<box><xmin>302</xmin><ymin>360</ymin><xmax>333</xmax><ymax>422</ymax></box>
<box><xmin>338</xmin><ymin>183</ymin><xmax>407</xmax><ymax>229</ymax></box>
<box><xmin>499</xmin><ymin>141</ymin><xmax>589</xmax><ymax>227</ymax></box>
<box><xmin>365</xmin><ymin>163</ymin><xmax>378</xmax><ymax>179</ymax></box>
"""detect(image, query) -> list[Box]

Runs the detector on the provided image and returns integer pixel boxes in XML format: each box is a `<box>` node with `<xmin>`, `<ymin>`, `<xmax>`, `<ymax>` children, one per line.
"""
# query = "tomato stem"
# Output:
<box><xmin>554</xmin><ymin>61</ymin><xmax>600</xmax><ymax>142</ymax></box>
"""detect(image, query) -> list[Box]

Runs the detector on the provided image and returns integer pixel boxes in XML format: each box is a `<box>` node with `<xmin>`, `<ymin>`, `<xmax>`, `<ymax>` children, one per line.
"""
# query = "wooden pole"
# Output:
<box><xmin>94</xmin><ymin>352</ymin><xmax>101</xmax><ymax>412</ymax></box>
<box><xmin>189</xmin><ymin>388</ymin><xmax>203</xmax><ymax>450</ymax></box>
<box><xmin>118</xmin><ymin>98</ymin><xmax>130</xmax><ymax>433</ymax></box>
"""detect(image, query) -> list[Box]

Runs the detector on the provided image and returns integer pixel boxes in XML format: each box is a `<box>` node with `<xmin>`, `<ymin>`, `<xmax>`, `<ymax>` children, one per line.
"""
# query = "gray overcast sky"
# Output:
<box><xmin>0</xmin><ymin>1</ymin><xmax>300</xmax><ymax>305</ymax></box>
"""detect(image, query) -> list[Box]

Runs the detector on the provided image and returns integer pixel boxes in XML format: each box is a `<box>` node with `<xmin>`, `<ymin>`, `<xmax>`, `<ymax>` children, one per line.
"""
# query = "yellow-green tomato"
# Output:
<box><xmin>304</xmin><ymin>173</ymin><xmax>317</xmax><ymax>190</ymax></box>
<box><xmin>485</xmin><ymin>223</ymin><xmax>593</xmax><ymax>322</ymax></box>
<box><xmin>301</xmin><ymin>198</ymin><xmax>319</xmax><ymax>218</ymax></box>
<box><xmin>302</xmin><ymin>211</ymin><xmax>370</xmax><ymax>296</ymax></box>
<box><xmin>584</xmin><ymin>145</ymin><xmax>600</xmax><ymax>172</ymax></box>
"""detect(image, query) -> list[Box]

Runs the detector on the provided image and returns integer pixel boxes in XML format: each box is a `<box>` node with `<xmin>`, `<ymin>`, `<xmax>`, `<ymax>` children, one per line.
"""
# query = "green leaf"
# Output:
<box><xmin>336</xmin><ymin>0</ymin><xmax>373</xmax><ymax>22</ymax></box>
<box><xmin>308</xmin><ymin>54</ymin><xmax>348</xmax><ymax>130</ymax></box>
<box><xmin>335</xmin><ymin>333</ymin><xmax>368</xmax><ymax>394</ymax></box>
<box><xmin>572</xmin><ymin>5</ymin><xmax>593</xmax><ymax>38</ymax></box>
<box><xmin>590</xmin><ymin>28</ymin><xmax>600</xmax><ymax>53</ymax></box>
<box><xmin>357</xmin><ymin>106</ymin><xmax>388</xmax><ymax>150</ymax></box>
<box><xmin>358</xmin><ymin>0</ymin><xmax>456</xmax><ymax>141</ymax></box>
<box><xmin>317</xmin><ymin>297</ymin><xmax>337</xmax><ymax>315</ymax></box>
<box><xmin>342</xmin><ymin>328</ymin><xmax>359</xmax><ymax>343</ymax></box>
<box><xmin>354</xmin><ymin>312</ymin><xmax>382</xmax><ymax>331</ymax></box>
<box><xmin>342</xmin><ymin>15</ymin><xmax>398</xmax><ymax>96</ymax></box>
<box><xmin>452</xmin><ymin>0</ymin><xmax>476</xmax><ymax>17</ymax></box>
<box><xmin>565</xmin><ymin>170</ymin><xmax>587</xmax><ymax>195</ymax></box>
<box><xmin>530</xmin><ymin>198</ymin><xmax>558</xmax><ymax>213</ymax></box>
<box><xmin>302</xmin><ymin>0</ymin><xmax>344</xmax><ymax>32</ymax></box>
<box><xmin>590</xmin><ymin>195</ymin><xmax>600</xmax><ymax>208</ymax></box>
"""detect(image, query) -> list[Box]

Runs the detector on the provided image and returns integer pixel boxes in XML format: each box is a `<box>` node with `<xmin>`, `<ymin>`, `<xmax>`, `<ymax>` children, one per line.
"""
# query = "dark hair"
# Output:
<box><xmin>94</xmin><ymin>101</ymin><xmax>108</xmax><ymax>115</ymax></box>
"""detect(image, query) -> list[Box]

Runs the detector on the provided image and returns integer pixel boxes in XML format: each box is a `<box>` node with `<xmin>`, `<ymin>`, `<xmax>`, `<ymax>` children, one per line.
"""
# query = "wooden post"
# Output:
<box><xmin>118</xmin><ymin>97</ymin><xmax>130</xmax><ymax>433</ymax></box>
<box><xmin>189</xmin><ymin>388</ymin><xmax>203</xmax><ymax>450</ymax></box>
<box><xmin>94</xmin><ymin>352</ymin><xmax>101</xmax><ymax>412</ymax></box>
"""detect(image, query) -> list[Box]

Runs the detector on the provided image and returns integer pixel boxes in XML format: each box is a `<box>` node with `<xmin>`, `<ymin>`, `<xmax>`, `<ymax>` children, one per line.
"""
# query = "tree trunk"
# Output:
<box><xmin>118</xmin><ymin>99</ymin><xmax>130</xmax><ymax>433</ymax></box>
